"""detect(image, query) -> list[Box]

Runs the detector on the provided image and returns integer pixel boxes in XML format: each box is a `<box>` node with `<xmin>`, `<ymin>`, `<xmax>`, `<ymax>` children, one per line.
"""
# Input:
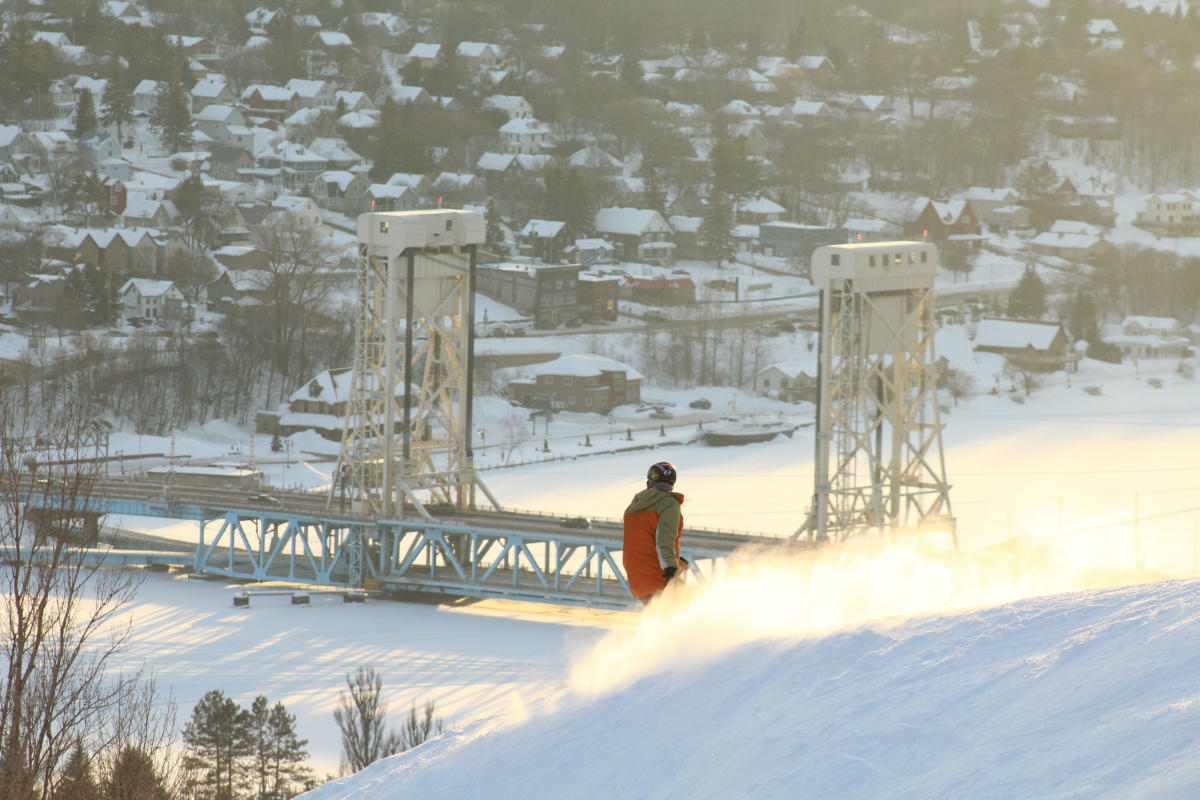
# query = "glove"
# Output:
<box><xmin>662</xmin><ymin>566</ymin><xmax>678</xmax><ymax>580</ymax></box>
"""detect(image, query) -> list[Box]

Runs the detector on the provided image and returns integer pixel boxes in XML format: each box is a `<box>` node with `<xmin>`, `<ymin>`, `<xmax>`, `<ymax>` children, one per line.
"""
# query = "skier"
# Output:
<box><xmin>622</xmin><ymin>460</ymin><xmax>687</xmax><ymax>605</ymax></box>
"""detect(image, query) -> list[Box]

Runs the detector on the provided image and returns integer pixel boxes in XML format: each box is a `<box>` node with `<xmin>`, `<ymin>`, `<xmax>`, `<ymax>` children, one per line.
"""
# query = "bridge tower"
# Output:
<box><xmin>331</xmin><ymin>209</ymin><xmax>500</xmax><ymax>518</ymax></box>
<box><xmin>795</xmin><ymin>240</ymin><xmax>955</xmax><ymax>545</ymax></box>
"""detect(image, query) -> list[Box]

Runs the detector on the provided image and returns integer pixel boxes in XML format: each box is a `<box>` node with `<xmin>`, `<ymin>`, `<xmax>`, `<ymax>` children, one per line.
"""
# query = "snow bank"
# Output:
<box><xmin>298</xmin><ymin>539</ymin><xmax>1200</xmax><ymax>798</ymax></box>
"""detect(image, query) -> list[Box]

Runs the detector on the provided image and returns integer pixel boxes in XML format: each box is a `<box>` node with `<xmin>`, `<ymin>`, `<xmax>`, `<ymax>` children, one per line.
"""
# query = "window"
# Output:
<box><xmin>894</xmin><ymin>254</ymin><xmax>902</xmax><ymax>265</ymax></box>
<box><xmin>568</xmin><ymin>396</ymin><xmax>576</xmax><ymax>407</ymax></box>
<box><xmin>830</xmin><ymin>254</ymin><xmax>840</xmax><ymax>266</ymax></box>
<box><xmin>564</xmin><ymin>376</ymin><xmax>572</xmax><ymax>386</ymax></box>
<box><xmin>920</xmin><ymin>252</ymin><xmax>927</xmax><ymax>263</ymax></box>
<box><xmin>869</xmin><ymin>255</ymin><xmax>875</xmax><ymax>266</ymax></box>
<box><xmin>585</xmin><ymin>397</ymin><xmax>593</xmax><ymax>407</ymax></box>
<box><xmin>379</xmin><ymin>221</ymin><xmax>389</xmax><ymax>233</ymax></box>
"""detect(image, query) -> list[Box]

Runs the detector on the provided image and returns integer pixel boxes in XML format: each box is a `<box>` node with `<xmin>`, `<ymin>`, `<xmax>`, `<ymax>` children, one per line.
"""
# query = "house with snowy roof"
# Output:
<box><xmin>482</xmin><ymin>94</ymin><xmax>533</xmax><ymax>120</ymax></box>
<box><xmin>241</xmin><ymin>84</ymin><xmax>300</xmax><ymax>119</ymax></box>
<box><xmin>190</xmin><ymin>78</ymin><xmax>234</xmax><ymax>113</ymax></box>
<box><xmin>567</xmin><ymin>145</ymin><xmax>622</xmax><ymax>176</ymax></box>
<box><xmin>1030</xmin><ymin>224</ymin><xmax>1114</xmax><ymax>263</ymax></box>
<box><xmin>257</xmin><ymin>142</ymin><xmax>326</xmax><ymax>190</ymax></box>
<box><xmin>499</xmin><ymin>118</ymin><xmax>556</xmax><ymax>155</ymax></box>
<box><xmin>364</xmin><ymin>183</ymin><xmax>418</xmax><ymax>213</ymax></box>
<box><xmin>267</xmin><ymin>195</ymin><xmax>327</xmax><ymax>234</ymax></box>
<box><xmin>594</xmin><ymin>207</ymin><xmax>674</xmax><ymax>265</ymax></box>
<box><xmin>286</xmin><ymin>79</ymin><xmax>336</xmax><ymax>110</ymax></box>
<box><xmin>457</xmin><ymin>42</ymin><xmax>505</xmax><ymax>72</ymax></box>
<box><xmin>1133</xmin><ymin>193</ymin><xmax>1200</xmax><ymax>236</ymax></box>
<box><xmin>406</xmin><ymin>42</ymin><xmax>442</xmax><ymax>68</ymax></box>
<box><xmin>120</xmin><ymin>192</ymin><xmax>180</xmax><ymax>229</ymax></box>
<box><xmin>506</xmin><ymin>354</ymin><xmax>642</xmax><ymax>413</ymax></box>
<box><xmin>754</xmin><ymin>359</ymin><xmax>818</xmax><ymax>403</ymax></box>
<box><xmin>962</xmin><ymin>187</ymin><xmax>1020</xmax><ymax>224</ymax></box>
<box><xmin>974</xmin><ymin>318</ymin><xmax>1072</xmax><ymax>371</ymax></box>
<box><xmin>736</xmin><ymin>196</ymin><xmax>786</xmax><ymax>225</ymax></box>
<box><xmin>307</xmin><ymin>137</ymin><xmax>363</xmax><ymax>170</ymax></box>
<box><xmin>519</xmin><ymin>219</ymin><xmax>570</xmax><ymax>263</ymax></box>
<box><xmin>1103</xmin><ymin>316</ymin><xmax>1187</xmax><ymax>360</ymax></box>
<box><xmin>119</xmin><ymin>278</ymin><xmax>185</xmax><ymax>323</ymax></box>
<box><xmin>476</xmin><ymin>152</ymin><xmax>517</xmax><ymax>175</ymax></box>
<box><xmin>905</xmin><ymin>197</ymin><xmax>981</xmax><ymax>243</ymax></box>
<box><xmin>276</xmin><ymin>367</ymin><xmax>354</xmax><ymax>440</ymax></box>
<box><xmin>132</xmin><ymin>79</ymin><xmax>161</xmax><ymax>115</ymax></box>
<box><xmin>334</xmin><ymin>91</ymin><xmax>374</xmax><ymax>113</ymax></box>
<box><xmin>312</xmin><ymin>170</ymin><xmax>368</xmax><ymax>214</ymax></box>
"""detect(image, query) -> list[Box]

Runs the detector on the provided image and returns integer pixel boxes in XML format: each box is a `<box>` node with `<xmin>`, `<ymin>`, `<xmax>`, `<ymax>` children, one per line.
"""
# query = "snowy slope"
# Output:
<box><xmin>298</xmin><ymin>540</ymin><xmax>1200</xmax><ymax>799</ymax></box>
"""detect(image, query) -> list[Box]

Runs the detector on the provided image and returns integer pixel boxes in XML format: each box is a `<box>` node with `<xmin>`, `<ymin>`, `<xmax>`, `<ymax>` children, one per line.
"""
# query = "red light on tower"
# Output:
<box><xmin>922</xmin><ymin>229</ymin><xmax>929</xmax><ymax>238</ymax></box>
<box><xmin>855</xmin><ymin>233</ymin><xmax>862</xmax><ymax>241</ymax></box>
<box><xmin>370</xmin><ymin>199</ymin><xmax>375</xmax><ymax>207</ymax></box>
<box><xmin>438</xmin><ymin>196</ymin><xmax>443</xmax><ymax>207</ymax></box>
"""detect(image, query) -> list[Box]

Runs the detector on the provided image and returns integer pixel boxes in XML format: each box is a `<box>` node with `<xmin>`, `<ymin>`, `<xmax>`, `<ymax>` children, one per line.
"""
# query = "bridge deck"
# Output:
<box><xmin>20</xmin><ymin>477</ymin><xmax>788</xmax><ymax>609</ymax></box>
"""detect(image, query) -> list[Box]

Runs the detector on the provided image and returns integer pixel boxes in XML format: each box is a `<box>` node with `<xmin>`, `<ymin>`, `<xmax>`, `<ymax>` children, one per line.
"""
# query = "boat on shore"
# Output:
<box><xmin>701</xmin><ymin>414</ymin><xmax>811</xmax><ymax>446</ymax></box>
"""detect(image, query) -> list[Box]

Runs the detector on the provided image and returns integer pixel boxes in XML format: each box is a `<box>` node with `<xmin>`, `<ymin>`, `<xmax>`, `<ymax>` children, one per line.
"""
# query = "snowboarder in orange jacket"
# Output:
<box><xmin>623</xmin><ymin>461</ymin><xmax>686</xmax><ymax>604</ymax></box>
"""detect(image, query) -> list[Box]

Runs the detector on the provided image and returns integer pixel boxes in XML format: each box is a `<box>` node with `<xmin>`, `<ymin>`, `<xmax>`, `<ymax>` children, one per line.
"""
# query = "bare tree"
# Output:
<box><xmin>398</xmin><ymin>701</ymin><xmax>443</xmax><ymax>752</ymax></box>
<box><xmin>252</xmin><ymin>211</ymin><xmax>339</xmax><ymax>402</ymax></box>
<box><xmin>332</xmin><ymin>667</ymin><xmax>401</xmax><ymax>775</ymax></box>
<box><xmin>0</xmin><ymin>393</ymin><xmax>145</xmax><ymax>799</ymax></box>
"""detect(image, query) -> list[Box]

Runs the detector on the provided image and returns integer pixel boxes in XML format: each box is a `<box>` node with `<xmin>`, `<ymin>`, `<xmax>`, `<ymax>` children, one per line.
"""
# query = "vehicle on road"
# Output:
<box><xmin>644</xmin><ymin>308</ymin><xmax>668</xmax><ymax>321</ymax></box>
<box><xmin>649</xmin><ymin>410</ymin><xmax>674</xmax><ymax>419</ymax></box>
<box><xmin>689</xmin><ymin>398</ymin><xmax>712</xmax><ymax>409</ymax></box>
<box><xmin>250</xmin><ymin>493</ymin><xmax>279</xmax><ymax>505</ymax></box>
<box><xmin>560</xmin><ymin>516</ymin><xmax>592</xmax><ymax>529</ymax></box>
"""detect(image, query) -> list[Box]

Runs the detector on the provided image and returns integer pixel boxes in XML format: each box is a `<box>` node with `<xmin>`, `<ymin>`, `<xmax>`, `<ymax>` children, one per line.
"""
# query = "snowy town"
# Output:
<box><xmin>5</xmin><ymin>0</ymin><xmax>1200</xmax><ymax>797</ymax></box>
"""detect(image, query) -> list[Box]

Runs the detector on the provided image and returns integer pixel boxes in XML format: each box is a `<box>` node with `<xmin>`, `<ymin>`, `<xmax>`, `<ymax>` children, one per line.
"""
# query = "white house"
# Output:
<box><xmin>498</xmin><ymin>118</ymin><xmax>556</xmax><ymax>155</ymax></box>
<box><xmin>120</xmin><ymin>278</ymin><xmax>185</xmax><ymax>322</ymax></box>
<box><xmin>482</xmin><ymin>94</ymin><xmax>533</xmax><ymax>119</ymax></box>
<box><xmin>1102</xmin><ymin>316</ymin><xmax>1188</xmax><ymax>359</ymax></box>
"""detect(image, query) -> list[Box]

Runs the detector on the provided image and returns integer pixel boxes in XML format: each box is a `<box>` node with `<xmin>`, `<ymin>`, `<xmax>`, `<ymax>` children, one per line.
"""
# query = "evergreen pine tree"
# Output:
<box><xmin>101</xmin><ymin>57</ymin><xmax>133</xmax><ymax>144</ymax></box>
<box><xmin>1007</xmin><ymin>267</ymin><xmax>1047</xmax><ymax>319</ymax></box>
<box><xmin>248</xmin><ymin>696</ymin><xmax>312</xmax><ymax>800</ymax></box>
<box><xmin>104</xmin><ymin>745</ymin><xmax>169</xmax><ymax>800</ymax></box>
<box><xmin>182</xmin><ymin>690</ymin><xmax>252</xmax><ymax>800</ymax></box>
<box><xmin>152</xmin><ymin>46</ymin><xmax>193</xmax><ymax>153</ymax></box>
<box><xmin>484</xmin><ymin>199</ymin><xmax>504</xmax><ymax>252</ymax></box>
<box><xmin>74</xmin><ymin>87</ymin><xmax>97</xmax><ymax>139</ymax></box>
<box><xmin>53</xmin><ymin>741</ymin><xmax>99</xmax><ymax>800</ymax></box>
<box><xmin>700</xmin><ymin>191</ymin><xmax>736</xmax><ymax>267</ymax></box>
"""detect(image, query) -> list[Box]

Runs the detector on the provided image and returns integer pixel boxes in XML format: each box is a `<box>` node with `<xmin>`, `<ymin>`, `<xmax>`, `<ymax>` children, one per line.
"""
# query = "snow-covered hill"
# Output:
<box><xmin>299</xmin><ymin>540</ymin><xmax>1200</xmax><ymax>799</ymax></box>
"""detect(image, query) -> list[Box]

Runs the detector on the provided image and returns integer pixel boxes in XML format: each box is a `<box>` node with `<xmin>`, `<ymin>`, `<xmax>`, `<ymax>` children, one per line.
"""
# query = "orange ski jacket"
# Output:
<box><xmin>622</xmin><ymin>486</ymin><xmax>684</xmax><ymax>600</ymax></box>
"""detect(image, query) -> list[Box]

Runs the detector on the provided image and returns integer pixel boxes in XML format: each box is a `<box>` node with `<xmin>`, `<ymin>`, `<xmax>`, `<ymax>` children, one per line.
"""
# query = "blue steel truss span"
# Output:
<box><xmin>25</xmin><ymin>484</ymin><xmax>775</xmax><ymax>610</ymax></box>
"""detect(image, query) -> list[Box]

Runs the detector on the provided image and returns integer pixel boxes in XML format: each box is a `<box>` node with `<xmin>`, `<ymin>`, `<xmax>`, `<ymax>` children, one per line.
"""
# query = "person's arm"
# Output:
<box><xmin>655</xmin><ymin>496</ymin><xmax>681</xmax><ymax>571</ymax></box>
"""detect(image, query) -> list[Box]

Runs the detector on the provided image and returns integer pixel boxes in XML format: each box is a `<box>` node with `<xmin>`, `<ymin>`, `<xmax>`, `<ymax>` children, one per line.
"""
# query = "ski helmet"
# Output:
<box><xmin>647</xmin><ymin>461</ymin><xmax>677</xmax><ymax>486</ymax></box>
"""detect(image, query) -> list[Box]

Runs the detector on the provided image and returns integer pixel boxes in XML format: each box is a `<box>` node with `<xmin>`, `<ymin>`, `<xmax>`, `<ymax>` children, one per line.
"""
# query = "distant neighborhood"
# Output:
<box><xmin>1</xmin><ymin>0</ymin><xmax>1199</xmax><ymax>429</ymax></box>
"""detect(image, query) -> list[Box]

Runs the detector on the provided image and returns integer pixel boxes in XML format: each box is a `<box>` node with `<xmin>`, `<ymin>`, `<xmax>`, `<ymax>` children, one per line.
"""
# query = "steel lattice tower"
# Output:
<box><xmin>330</xmin><ymin>210</ymin><xmax>500</xmax><ymax>518</ymax></box>
<box><xmin>794</xmin><ymin>241</ymin><xmax>955</xmax><ymax>546</ymax></box>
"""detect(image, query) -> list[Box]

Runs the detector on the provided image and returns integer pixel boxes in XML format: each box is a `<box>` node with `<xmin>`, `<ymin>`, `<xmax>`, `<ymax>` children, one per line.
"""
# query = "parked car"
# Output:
<box><xmin>799</xmin><ymin>321</ymin><xmax>819</xmax><ymax>331</ymax></box>
<box><xmin>560</xmin><ymin>516</ymin><xmax>592</xmax><ymax>529</ymax></box>
<box><xmin>649</xmin><ymin>409</ymin><xmax>674</xmax><ymax>419</ymax></box>
<box><xmin>689</xmin><ymin>398</ymin><xmax>712</xmax><ymax>409</ymax></box>
<box><xmin>250</xmin><ymin>493</ymin><xmax>279</xmax><ymax>505</ymax></box>
<box><xmin>644</xmin><ymin>308</ymin><xmax>668</xmax><ymax>321</ymax></box>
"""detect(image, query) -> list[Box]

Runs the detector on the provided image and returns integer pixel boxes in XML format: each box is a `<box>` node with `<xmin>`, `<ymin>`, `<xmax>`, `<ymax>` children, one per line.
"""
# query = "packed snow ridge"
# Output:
<box><xmin>300</xmin><ymin>540</ymin><xmax>1200</xmax><ymax>799</ymax></box>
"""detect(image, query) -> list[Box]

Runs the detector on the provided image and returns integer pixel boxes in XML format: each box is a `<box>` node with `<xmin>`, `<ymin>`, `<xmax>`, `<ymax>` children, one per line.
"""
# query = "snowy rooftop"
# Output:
<box><xmin>520</xmin><ymin>353</ymin><xmax>644</xmax><ymax>381</ymax></box>
<box><xmin>974</xmin><ymin>318</ymin><xmax>1063</xmax><ymax>350</ymax></box>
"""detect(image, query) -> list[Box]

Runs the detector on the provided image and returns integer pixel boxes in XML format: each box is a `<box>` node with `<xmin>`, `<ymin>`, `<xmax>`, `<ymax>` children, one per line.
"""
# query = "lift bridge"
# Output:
<box><xmin>12</xmin><ymin>209</ymin><xmax>773</xmax><ymax>610</ymax></box>
<box><xmin>19</xmin><ymin>482</ymin><xmax>757</xmax><ymax>610</ymax></box>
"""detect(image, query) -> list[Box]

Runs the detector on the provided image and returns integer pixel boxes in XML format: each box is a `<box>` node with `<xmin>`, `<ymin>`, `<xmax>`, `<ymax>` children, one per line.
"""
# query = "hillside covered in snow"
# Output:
<box><xmin>298</xmin><ymin>540</ymin><xmax>1200</xmax><ymax>799</ymax></box>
